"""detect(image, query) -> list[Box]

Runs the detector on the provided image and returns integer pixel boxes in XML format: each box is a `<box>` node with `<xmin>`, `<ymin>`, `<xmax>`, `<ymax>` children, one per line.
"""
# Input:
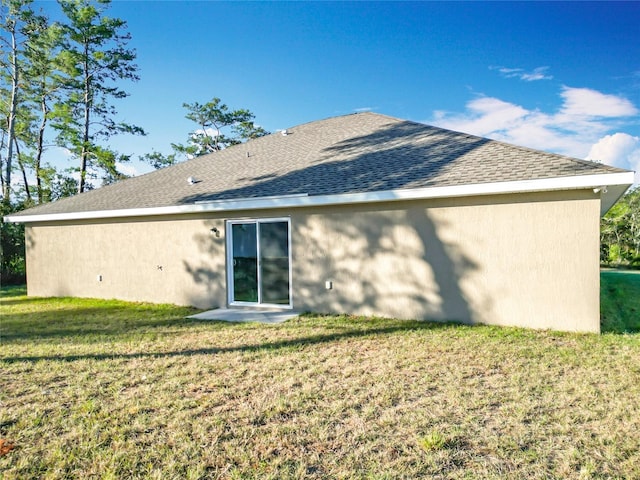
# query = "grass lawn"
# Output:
<box><xmin>600</xmin><ymin>269</ymin><xmax>640</xmax><ymax>333</ymax></box>
<box><xmin>1</xmin><ymin>274</ymin><xmax>640</xmax><ymax>479</ymax></box>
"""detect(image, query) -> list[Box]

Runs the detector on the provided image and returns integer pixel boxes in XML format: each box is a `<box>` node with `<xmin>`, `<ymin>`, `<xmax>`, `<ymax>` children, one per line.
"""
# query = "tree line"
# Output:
<box><xmin>1</xmin><ymin>0</ymin><xmax>143</xmax><ymax>206</ymax></box>
<box><xmin>0</xmin><ymin>0</ymin><xmax>267</xmax><ymax>283</ymax></box>
<box><xmin>601</xmin><ymin>186</ymin><xmax>640</xmax><ymax>268</ymax></box>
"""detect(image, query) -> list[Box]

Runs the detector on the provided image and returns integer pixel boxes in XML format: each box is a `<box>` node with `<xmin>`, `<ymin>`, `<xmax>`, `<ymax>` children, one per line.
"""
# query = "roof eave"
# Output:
<box><xmin>4</xmin><ymin>171</ymin><xmax>635</xmax><ymax>224</ymax></box>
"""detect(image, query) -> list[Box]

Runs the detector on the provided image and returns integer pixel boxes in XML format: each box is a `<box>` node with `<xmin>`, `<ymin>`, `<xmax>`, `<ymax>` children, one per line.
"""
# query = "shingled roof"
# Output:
<box><xmin>6</xmin><ymin>112</ymin><xmax>634</xmax><ymax>222</ymax></box>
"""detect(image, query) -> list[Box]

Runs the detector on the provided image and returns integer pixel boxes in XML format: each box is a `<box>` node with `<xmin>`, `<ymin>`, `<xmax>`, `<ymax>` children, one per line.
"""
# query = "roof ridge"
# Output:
<box><xmin>280</xmin><ymin>111</ymin><xmax>383</xmax><ymax>131</ymax></box>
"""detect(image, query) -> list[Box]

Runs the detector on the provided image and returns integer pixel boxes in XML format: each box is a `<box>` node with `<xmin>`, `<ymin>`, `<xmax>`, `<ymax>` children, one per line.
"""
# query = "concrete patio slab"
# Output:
<box><xmin>187</xmin><ymin>308</ymin><xmax>299</xmax><ymax>324</ymax></box>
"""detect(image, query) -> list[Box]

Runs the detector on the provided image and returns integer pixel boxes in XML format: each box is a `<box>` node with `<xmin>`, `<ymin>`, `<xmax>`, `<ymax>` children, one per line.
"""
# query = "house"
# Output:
<box><xmin>5</xmin><ymin>113</ymin><xmax>635</xmax><ymax>332</ymax></box>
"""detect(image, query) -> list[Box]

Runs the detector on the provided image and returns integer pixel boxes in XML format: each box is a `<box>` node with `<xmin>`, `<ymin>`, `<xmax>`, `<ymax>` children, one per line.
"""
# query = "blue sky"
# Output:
<box><xmin>36</xmin><ymin>1</ymin><xmax>640</xmax><ymax>182</ymax></box>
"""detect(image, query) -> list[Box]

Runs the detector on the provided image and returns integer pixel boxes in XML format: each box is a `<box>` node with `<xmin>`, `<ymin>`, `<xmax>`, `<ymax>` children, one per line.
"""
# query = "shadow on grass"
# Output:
<box><xmin>1</xmin><ymin>294</ymin><xmax>210</xmax><ymax>342</ymax></box>
<box><xmin>1</xmin><ymin>319</ymin><xmax>461</xmax><ymax>363</ymax></box>
<box><xmin>0</xmin><ymin>308</ymin><xmax>222</xmax><ymax>343</ymax></box>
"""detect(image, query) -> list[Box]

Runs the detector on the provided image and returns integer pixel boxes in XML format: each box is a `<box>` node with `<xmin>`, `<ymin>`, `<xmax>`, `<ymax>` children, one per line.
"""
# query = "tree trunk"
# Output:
<box><xmin>0</xmin><ymin>129</ymin><xmax>6</xmax><ymax>192</ymax></box>
<box><xmin>79</xmin><ymin>43</ymin><xmax>91</xmax><ymax>194</ymax></box>
<box><xmin>3</xmin><ymin>24</ymin><xmax>19</xmax><ymax>206</ymax></box>
<box><xmin>14</xmin><ymin>138</ymin><xmax>31</xmax><ymax>202</ymax></box>
<box><xmin>35</xmin><ymin>88</ymin><xmax>48</xmax><ymax>204</ymax></box>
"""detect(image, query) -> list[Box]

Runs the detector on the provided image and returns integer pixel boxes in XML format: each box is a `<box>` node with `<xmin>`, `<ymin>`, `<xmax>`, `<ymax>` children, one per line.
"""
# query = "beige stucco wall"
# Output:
<box><xmin>24</xmin><ymin>189</ymin><xmax>602</xmax><ymax>332</ymax></box>
<box><xmin>25</xmin><ymin>216</ymin><xmax>229</xmax><ymax>309</ymax></box>
<box><xmin>290</xmin><ymin>190</ymin><xmax>601</xmax><ymax>332</ymax></box>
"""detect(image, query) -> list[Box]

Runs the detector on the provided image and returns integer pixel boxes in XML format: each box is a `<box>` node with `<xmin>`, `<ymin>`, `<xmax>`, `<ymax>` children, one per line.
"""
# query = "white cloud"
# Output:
<box><xmin>115</xmin><ymin>162</ymin><xmax>141</xmax><ymax>178</ymax></box>
<box><xmin>587</xmin><ymin>133</ymin><xmax>640</xmax><ymax>183</ymax></box>
<box><xmin>491</xmin><ymin>65</ymin><xmax>553</xmax><ymax>81</ymax></box>
<box><xmin>521</xmin><ymin>67</ymin><xmax>553</xmax><ymax>82</ymax></box>
<box><xmin>587</xmin><ymin>132</ymin><xmax>639</xmax><ymax>165</ymax></box>
<box><xmin>193</xmin><ymin>128</ymin><xmax>220</xmax><ymax>139</ymax></box>
<box><xmin>434</xmin><ymin>97</ymin><xmax>529</xmax><ymax>137</ymax></box>
<box><xmin>560</xmin><ymin>87</ymin><xmax>638</xmax><ymax>117</ymax></box>
<box><xmin>430</xmin><ymin>86</ymin><xmax>639</xmax><ymax>161</ymax></box>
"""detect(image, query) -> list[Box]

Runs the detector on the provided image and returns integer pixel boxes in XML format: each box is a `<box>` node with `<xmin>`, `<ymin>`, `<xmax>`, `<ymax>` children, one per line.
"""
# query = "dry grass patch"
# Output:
<box><xmin>2</xmin><ymin>288</ymin><xmax>640</xmax><ymax>478</ymax></box>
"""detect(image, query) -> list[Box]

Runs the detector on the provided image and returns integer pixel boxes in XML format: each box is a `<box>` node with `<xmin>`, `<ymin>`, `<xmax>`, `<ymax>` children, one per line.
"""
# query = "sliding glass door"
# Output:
<box><xmin>228</xmin><ymin>219</ymin><xmax>291</xmax><ymax>307</ymax></box>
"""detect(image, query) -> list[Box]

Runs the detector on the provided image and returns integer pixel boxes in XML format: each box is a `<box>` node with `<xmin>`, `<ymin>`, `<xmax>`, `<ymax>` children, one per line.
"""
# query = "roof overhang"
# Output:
<box><xmin>4</xmin><ymin>171</ymin><xmax>635</xmax><ymax>224</ymax></box>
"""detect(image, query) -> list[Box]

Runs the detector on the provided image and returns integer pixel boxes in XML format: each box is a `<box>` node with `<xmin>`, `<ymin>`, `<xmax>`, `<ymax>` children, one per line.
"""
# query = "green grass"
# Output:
<box><xmin>601</xmin><ymin>269</ymin><xmax>640</xmax><ymax>333</ymax></box>
<box><xmin>1</xmin><ymin>272</ymin><xmax>640</xmax><ymax>479</ymax></box>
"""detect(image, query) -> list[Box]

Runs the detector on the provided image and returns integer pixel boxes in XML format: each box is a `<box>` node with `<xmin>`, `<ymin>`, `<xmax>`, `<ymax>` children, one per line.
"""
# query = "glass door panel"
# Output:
<box><xmin>228</xmin><ymin>219</ymin><xmax>292</xmax><ymax>307</ymax></box>
<box><xmin>231</xmin><ymin>223</ymin><xmax>258</xmax><ymax>303</ymax></box>
<box><xmin>259</xmin><ymin>221</ymin><xmax>290</xmax><ymax>305</ymax></box>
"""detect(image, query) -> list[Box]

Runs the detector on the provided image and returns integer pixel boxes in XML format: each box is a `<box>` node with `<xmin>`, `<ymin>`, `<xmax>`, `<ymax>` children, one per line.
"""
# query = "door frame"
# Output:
<box><xmin>226</xmin><ymin>217</ymin><xmax>293</xmax><ymax>309</ymax></box>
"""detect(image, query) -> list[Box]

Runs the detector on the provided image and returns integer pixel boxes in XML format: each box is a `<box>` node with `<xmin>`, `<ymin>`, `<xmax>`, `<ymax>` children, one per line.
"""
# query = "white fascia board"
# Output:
<box><xmin>5</xmin><ymin>171</ymin><xmax>635</xmax><ymax>224</ymax></box>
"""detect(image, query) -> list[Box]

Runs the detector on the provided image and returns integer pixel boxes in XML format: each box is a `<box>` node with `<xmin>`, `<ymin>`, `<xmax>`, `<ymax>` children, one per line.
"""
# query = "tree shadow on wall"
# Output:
<box><xmin>182</xmin><ymin>228</ymin><xmax>226</xmax><ymax>309</ymax></box>
<box><xmin>293</xmin><ymin>204</ymin><xmax>489</xmax><ymax>324</ymax></box>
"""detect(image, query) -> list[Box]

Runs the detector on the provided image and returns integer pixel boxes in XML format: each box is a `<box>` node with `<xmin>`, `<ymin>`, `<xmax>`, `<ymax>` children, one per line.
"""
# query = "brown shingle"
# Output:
<box><xmin>10</xmin><ymin>112</ymin><xmax>628</xmax><ymax>217</ymax></box>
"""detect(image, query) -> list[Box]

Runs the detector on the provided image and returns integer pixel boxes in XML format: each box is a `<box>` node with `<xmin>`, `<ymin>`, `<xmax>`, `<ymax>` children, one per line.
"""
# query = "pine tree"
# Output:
<box><xmin>54</xmin><ymin>0</ymin><xmax>144</xmax><ymax>193</ymax></box>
